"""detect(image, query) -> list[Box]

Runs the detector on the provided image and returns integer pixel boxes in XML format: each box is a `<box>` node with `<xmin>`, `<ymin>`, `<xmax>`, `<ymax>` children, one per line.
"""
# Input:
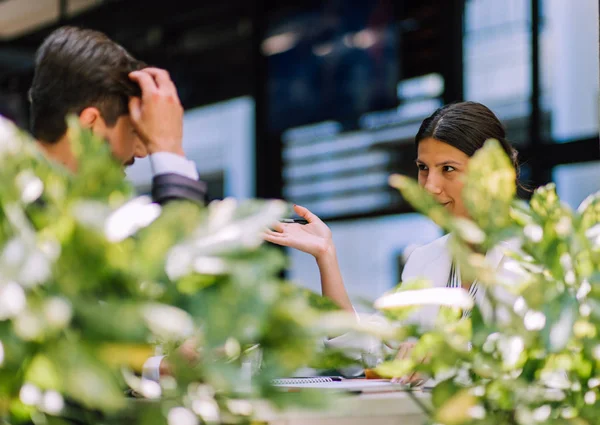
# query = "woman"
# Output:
<box><xmin>264</xmin><ymin>102</ymin><xmax>521</xmax><ymax>381</ymax></box>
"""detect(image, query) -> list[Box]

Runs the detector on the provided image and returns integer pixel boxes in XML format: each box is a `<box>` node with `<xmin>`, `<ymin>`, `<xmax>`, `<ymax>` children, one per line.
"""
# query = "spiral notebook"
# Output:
<box><xmin>272</xmin><ymin>377</ymin><xmax>408</xmax><ymax>393</ymax></box>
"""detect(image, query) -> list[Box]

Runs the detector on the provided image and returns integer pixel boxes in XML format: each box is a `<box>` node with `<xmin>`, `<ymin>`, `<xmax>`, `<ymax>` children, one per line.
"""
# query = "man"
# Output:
<box><xmin>29</xmin><ymin>26</ymin><xmax>205</xmax><ymax>385</ymax></box>
<box><xmin>29</xmin><ymin>26</ymin><xmax>206</xmax><ymax>204</ymax></box>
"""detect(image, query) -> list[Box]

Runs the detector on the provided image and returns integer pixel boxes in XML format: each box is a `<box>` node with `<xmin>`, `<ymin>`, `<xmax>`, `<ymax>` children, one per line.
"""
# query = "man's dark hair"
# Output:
<box><xmin>29</xmin><ymin>26</ymin><xmax>145</xmax><ymax>143</ymax></box>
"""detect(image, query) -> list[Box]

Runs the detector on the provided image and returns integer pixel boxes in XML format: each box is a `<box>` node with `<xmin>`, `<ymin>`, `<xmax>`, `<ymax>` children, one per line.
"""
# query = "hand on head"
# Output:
<box><xmin>128</xmin><ymin>68</ymin><xmax>185</xmax><ymax>157</ymax></box>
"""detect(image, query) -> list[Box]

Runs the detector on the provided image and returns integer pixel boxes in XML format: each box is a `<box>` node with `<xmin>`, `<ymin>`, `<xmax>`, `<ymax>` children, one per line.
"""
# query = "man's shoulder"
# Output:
<box><xmin>151</xmin><ymin>173</ymin><xmax>207</xmax><ymax>205</ymax></box>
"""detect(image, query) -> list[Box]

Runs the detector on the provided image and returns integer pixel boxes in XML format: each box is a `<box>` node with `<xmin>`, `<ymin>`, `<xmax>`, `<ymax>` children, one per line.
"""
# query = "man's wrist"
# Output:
<box><xmin>149</xmin><ymin>152</ymin><xmax>199</xmax><ymax>180</ymax></box>
<box><xmin>147</xmin><ymin>142</ymin><xmax>185</xmax><ymax>157</ymax></box>
<box><xmin>142</xmin><ymin>355</ymin><xmax>167</xmax><ymax>382</ymax></box>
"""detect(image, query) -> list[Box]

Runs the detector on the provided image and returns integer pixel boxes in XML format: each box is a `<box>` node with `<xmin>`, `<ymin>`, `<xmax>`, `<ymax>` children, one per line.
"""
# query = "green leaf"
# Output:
<box><xmin>578</xmin><ymin>191</ymin><xmax>600</xmax><ymax>232</ymax></box>
<box><xmin>462</xmin><ymin>139</ymin><xmax>517</xmax><ymax>232</ymax></box>
<box><xmin>49</xmin><ymin>341</ymin><xmax>125</xmax><ymax>412</ymax></box>
<box><xmin>543</xmin><ymin>292</ymin><xmax>577</xmax><ymax>352</ymax></box>
<box><xmin>431</xmin><ymin>378</ymin><xmax>461</xmax><ymax>408</ymax></box>
<box><xmin>530</xmin><ymin>183</ymin><xmax>562</xmax><ymax>220</ymax></box>
<box><xmin>74</xmin><ymin>300</ymin><xmax>151</xmax><ymax>343</ymax></box>
<box><xmin>374</xmin><ymin>359</ymin><xmax>414</xmax><ymax>378</ymax></box>
<box><xmin>388</xmin><ymin>174</ymin><xmax>453</xmax><ymax>229</ymax></box>
<box><xmin>390</xmin><ymin>277</ymin><xmax>432</xmax><ymax>292</ymax></box>
<box><xmin>307</xmin><ymin>349</ymin><xmax>361</xmax><ymax>370</ymax></box>
<box><xmin>24</xmin><ymin>355</ymin><xmax>62</xmax><ymax>390</ymax></box>
<box><xmin>65</xmin><ymin>116</ymin><xmax>132</xmax><ymax>203</ymax></box>
<box><xmin>435</xmin><ymin>389</ymin><xmax>478</xmax><ymax>425</ymax></box>
<box><xmin>279</xmin><ymin>282</ymin><xmax>341</xmax><ymax>312</ymax></box>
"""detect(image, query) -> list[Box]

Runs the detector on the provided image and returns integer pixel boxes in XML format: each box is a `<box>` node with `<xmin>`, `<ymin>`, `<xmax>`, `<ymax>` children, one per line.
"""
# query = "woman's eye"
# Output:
<box><xmin>417</xmin><ymin>164</ymin><xmax>428</xmax><ymax>171</ymax></box>
<box><xmin>443</xmin><ymin>166</ymin><xmax>456</xmax><ymax>172</ymax></box>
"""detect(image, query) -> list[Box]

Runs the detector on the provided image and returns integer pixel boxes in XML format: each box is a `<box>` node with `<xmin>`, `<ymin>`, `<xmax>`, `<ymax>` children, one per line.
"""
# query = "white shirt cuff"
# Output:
<box><xmin>142</xmin><ymin>355</ymin><xmax>166</xmax><ymax>382</ymax></box>
<box><xmin>149</xmin><ymin>152</ymin><xmax>199</xmax><ymax>180</ymax></box>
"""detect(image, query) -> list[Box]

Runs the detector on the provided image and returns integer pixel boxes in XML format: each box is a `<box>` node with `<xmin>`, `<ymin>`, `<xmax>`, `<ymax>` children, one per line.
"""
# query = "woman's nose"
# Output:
<box><xmin>423</xmin><ymin>174</ymin><xmax>443</xmax><ymax>195</ymax></box>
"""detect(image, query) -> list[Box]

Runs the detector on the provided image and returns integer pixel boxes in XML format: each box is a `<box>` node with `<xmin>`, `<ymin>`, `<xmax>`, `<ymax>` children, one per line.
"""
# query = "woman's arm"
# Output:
<box><xmin>264</xmin><ymin>205</ymin><xmax>354</xmax><ymax>313</ymax></box>
<box><xmin>315</xmin><ymin>243</ymin><xmax>353</xmax><ymax>312</ymax></box>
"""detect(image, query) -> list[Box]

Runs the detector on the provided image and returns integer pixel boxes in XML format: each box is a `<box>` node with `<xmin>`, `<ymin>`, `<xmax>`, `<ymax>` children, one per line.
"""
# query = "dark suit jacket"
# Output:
<box><xmin>151</xmin><ymin>173</ymin><xmax>208</xmax><ymax>205</ymax></box>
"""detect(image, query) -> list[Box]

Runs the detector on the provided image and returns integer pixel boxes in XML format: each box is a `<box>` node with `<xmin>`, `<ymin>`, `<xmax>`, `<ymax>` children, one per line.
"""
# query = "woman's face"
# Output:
<box><xmin>416</xmin><ymin>137</ymin><xmax>471</xmax><ymax>218</ymax></box>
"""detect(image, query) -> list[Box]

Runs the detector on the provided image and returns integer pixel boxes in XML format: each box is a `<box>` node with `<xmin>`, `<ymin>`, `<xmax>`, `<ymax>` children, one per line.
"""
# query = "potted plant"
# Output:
<box><xmin>373</xmin><ymin>139</ymin><xmax>600</xmax><ymax>424</ymax></box>
<box><xmin>0</xmin><ymin>115</ymin><xmax>353</xmax><ymax>425</ymax></box>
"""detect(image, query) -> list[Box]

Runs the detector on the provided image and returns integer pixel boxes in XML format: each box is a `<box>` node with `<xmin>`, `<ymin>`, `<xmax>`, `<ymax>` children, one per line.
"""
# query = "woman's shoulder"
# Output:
<box><xmin>402</xmin><ymin>233</ymin><xmax>451</xmax><ymax>277</ymax></box>
<box><xmin>405</xmin><ymin>233</ymin><xmax>451</xmax><ymax>263</ymax></box>
<box><xmin>407</xmin><ymin>234</ymin><xmax>519</xmax><ymax>262</ymax></box>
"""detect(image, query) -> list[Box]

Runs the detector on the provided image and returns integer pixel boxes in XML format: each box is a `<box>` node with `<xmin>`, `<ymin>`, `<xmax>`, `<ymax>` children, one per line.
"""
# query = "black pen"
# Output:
<box><xmin>280</xmin><ymin>218</ymin><xmax>309</xmax><ymax>225</ymax></box>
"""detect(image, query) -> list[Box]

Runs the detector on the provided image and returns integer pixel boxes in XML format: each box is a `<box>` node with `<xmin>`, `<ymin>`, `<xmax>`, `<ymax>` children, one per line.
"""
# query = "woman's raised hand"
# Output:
<box><xmin>264</xmin><ymin>205</ymin><xmax>333</xmax><ymax>259</ymax></box>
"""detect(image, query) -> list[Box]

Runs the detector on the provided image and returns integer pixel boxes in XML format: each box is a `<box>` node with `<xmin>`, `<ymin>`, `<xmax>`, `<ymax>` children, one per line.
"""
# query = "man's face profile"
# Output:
<box><xmin>81</xmin><ymin>108</ymin><xmax>148</xmax><ymax>167</ymax></box>
<box><xmin>102</xmin><ymin>115</ymin><xmax>148</xmax><ymax>167</ymax></box>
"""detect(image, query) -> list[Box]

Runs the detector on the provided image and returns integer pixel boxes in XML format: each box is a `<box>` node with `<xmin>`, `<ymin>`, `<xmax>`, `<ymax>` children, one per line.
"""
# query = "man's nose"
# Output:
<box><xmin>134</xmin><ymin>141</ymin><xmax>148</xmax><ymax>159</ymax></box>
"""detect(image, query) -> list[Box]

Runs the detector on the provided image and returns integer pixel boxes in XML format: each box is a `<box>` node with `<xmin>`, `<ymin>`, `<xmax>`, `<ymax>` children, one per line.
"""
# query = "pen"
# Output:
<box><xmin>287</xmin><ymin>376</ymin><xmax>343</xmax><ymax>381</ymax></box>
<box><xmin>280</xmin><ymin>218</ymin><xmax>309</xmax><ymax>225</ymax></box>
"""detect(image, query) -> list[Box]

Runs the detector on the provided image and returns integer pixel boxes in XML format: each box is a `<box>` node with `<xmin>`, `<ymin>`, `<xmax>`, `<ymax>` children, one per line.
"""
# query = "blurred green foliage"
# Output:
<box><xmin>0</xmin><ymin>116</ymin><xmax>352</xmax><ymax>425</ymax></box>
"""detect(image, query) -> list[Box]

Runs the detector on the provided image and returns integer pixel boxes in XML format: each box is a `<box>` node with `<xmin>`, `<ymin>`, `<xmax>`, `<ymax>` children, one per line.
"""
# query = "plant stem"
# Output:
<box><xmin>406</xmin><ymin>389</ymin><xmax>433</xmax><ymax>417</ymax></box>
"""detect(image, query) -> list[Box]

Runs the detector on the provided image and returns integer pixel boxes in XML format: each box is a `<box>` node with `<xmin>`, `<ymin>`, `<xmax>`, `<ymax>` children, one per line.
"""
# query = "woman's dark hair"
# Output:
<box><xmin>415</xmin><ymin>101</ymin><xmax>519</xmax><ymax>172</ymax></box>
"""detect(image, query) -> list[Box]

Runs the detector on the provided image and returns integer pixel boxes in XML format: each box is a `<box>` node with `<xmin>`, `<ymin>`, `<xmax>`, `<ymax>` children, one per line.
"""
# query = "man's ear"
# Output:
<box><xmin>79</xmin><ymin>107</ymin><xmax>106</xmax><ymax>132</ymax></box>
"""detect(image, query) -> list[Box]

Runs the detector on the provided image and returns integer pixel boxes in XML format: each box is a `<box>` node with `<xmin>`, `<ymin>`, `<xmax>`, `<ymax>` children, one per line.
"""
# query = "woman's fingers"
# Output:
<box><xmin>393</xmin><ymin>342</ymin><xmax>417</xmax><ymax>385</ymax></box>
<box><xmin>396</xmin><ymin>372</ymin><xmax>422</xmax><ymax>386</ymax></box>
<box><xmin>396</xmin><ymin>345</ymin><xmax>407</xmax><ymax>359</ymax></box>
<box><xmin>402</xmin><ymin>351</ymin><xmax>430</xmax><ymax>386</ymax></box>
<box><xmin>270</xmin><ymin>222</ymin><xmax>286</xmax><ymax>233</ymax></box>
<box><xmin>293</xmin><ymin>204</ymin><xmax>321</xmax><ymax>224</ymax></box>
<box><xmin>405</xmin><ymin>372</ymin><xmax>420</xmax><ymax>385</ymax></box>
<box><xmin>270</xmin><ymin>222</ymin><xmax>302</xmax><ymax>233</ymax></box>
<box><xmin>395</xmin><ymin>341</ymin><xmax>415</xmax><ymax>359</ymax></box>
<box><xmin>263</xmin><ymin>231</ymin><xmax>289</xmax><ymax>247</ymax></box>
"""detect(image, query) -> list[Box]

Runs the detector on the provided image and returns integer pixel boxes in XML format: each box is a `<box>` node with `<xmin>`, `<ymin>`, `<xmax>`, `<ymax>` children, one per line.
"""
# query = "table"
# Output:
<box><xmin>253</xmin><ymin>391</ymin><xmax>431</xmax><ymax>425</ymax></box>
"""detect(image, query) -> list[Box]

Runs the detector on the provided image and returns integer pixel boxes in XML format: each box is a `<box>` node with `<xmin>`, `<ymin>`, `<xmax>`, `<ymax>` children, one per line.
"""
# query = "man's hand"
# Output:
<box><xmin>129</xmin><ymin>68</ymin><xmax>185</xmax><ymax>156</ymax></box>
